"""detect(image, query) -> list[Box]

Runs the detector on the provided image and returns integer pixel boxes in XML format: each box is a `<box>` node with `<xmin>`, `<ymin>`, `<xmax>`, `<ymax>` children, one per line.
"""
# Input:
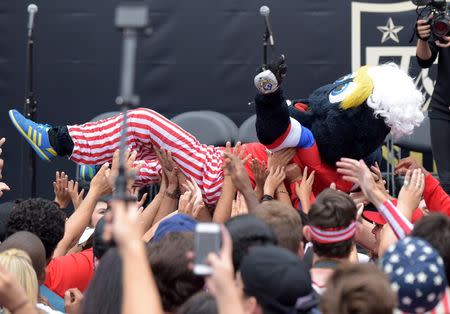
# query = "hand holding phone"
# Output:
<box><xmin>193</xmin><ymin>223</ymin><xmax>221</xmax><ymax>276</ymax></box>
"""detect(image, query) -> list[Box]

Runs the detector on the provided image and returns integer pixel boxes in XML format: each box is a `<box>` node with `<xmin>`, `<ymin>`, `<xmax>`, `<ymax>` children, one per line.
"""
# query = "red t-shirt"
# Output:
<box><xmin>44</xmin><ymin>248</ymin><xmax>94</xmax><ymax>298</ymax></box>
<box><xmin>424</xmin><ymin>174</ymin><xmax>450</xmax><ymax>216</ymax></box>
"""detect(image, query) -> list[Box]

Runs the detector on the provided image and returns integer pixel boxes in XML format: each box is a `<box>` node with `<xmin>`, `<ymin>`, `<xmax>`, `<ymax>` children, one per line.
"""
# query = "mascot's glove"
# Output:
<box><xmin>254</xmin><ymin>54</ymin><xmax>287</xmax><ymax>94</ymax></box>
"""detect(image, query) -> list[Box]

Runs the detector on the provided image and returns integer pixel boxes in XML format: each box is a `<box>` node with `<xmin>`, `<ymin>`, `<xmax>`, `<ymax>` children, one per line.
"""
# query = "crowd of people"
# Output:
<box><xmin>0</xmin><ymin>16</ymin><xmax>449</xmax><ymax>314</ymax></box>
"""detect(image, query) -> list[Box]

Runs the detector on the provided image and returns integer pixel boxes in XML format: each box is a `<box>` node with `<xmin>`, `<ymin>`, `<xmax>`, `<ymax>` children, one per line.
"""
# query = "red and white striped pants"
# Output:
<box><xmin>67</xmin><ymin>108</ymin><xmax>225</xmax><ymax>206</ymax></box>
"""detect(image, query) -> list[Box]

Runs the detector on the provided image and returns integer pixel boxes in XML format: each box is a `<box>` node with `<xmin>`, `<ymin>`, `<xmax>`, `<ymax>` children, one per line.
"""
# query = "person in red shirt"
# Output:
<box><xmin>44</xmin><ymin>248</ymin><xmax>94</xmax><ymax>298</ymax></box>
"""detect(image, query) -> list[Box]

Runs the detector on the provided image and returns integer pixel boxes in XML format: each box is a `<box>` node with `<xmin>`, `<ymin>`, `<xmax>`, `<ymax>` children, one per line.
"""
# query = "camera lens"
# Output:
<box><xmin>432</xmin><ymin>18</ymin><xmax>450</xmax><ymax>37</ymax></box>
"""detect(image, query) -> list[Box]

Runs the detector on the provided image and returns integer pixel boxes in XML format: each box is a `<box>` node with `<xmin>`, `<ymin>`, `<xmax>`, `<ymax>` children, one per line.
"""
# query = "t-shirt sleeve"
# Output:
<box><xmin>44</xmin><ymin>248</ymin><xmax>94</xmax><ymax>298</ymax></box>
<box><xmin>424</xmin><ymin>174</ymin><xmax>450</xmax><ymax>216</ymax></box>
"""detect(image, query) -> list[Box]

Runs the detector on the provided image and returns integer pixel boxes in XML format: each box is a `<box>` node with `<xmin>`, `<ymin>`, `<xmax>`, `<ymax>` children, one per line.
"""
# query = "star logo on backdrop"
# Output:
<box><xmin>377</xmin><ymin>17</ymin><xmax>404</xmax><ymax>43</ymax></box>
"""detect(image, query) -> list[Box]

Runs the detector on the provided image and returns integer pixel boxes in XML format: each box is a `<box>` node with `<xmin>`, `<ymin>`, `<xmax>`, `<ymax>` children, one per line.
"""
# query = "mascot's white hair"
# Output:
<box><xmin>367</xmin><ymin>63</ymin><xmax>425</xmax><ymax>138</ymax></box>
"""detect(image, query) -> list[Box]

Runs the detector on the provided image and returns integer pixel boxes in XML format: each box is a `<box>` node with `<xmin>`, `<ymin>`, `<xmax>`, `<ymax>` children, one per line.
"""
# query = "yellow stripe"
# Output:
<box><xmin>38</xmin><ymin>133</ymin><xmax>42</xmax><ymax>146</ymax></box>
<box><xmin>27</xmin><ymin>126</ymin><xmax>32</xmax><ymax>137</ymax></box>
<box><xmin>33</xmin><ymin>130</ymin><xmax>37</xmax><ymax>143</ymax></box>
<box><xmin>46</xmin><ymin>148</ymin><xmax>58</xmax><ymax>156</ymax></box>
<box><xmin>8</xmin><ymin>111</ymin><xmax>50</xmax><ymax>161</ymax></box>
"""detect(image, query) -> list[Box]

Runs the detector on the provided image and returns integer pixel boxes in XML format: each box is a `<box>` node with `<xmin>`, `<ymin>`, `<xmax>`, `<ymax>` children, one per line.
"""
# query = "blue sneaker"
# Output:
<box><xmin>78</xmin><ymin>164</ymin><xmax>99</xmax><ymax>182</ymax></box>
<box><xmin>8</xmin><ymin>109</ymin><xmax>58</xmax><ymax>162</ymax></box>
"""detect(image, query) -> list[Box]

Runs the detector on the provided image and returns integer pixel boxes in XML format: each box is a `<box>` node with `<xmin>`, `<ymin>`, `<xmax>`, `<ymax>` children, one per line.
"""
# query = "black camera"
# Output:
<box><xmin>412</xmin><ymin>0</ymin><xmax>450</xmax><ymax>37</ymax></box>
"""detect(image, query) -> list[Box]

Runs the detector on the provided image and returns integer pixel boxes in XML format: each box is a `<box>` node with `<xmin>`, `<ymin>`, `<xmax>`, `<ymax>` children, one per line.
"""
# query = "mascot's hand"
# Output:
<box><xmin>254</xmin><ymin>54</ymin><xmax>287</xmax><ymax>94</ymax></box>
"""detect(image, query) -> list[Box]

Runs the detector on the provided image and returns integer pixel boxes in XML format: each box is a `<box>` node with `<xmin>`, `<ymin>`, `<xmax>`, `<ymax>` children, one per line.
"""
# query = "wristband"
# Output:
<box><xmin>262</xmin><ymin>194</ymin><xmax>274</xmax><ymax>202</ymax></box>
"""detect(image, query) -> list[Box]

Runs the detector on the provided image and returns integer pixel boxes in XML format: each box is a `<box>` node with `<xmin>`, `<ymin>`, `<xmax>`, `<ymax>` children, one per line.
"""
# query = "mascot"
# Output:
<box><xmin>252</xmin><ymin>57</ymin><xmax>425</xmax><ymax>193</ymax></box>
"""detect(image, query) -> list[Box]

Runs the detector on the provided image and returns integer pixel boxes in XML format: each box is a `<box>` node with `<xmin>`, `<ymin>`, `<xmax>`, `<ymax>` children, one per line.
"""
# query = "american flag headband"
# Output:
<box><xmin>309</xmin><ymin>221</ymin><xmax>356</xmax><ymax>244</ymax></box>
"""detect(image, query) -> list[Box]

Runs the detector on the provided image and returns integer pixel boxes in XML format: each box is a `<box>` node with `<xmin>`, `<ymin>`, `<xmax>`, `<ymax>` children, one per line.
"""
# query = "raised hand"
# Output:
<box><xmin>294</xmin><ymin>166</ymin><xmax>315</xmax><ymax>213</ymax></box>
<box><xmin>336</xmin><ymin>158</ymin><xmax>385</xmax><ymax>207</ymax></box>
<box><xmin>156</xmin><ymin>148</ymin><xmax>179</xmax><ymax>195</ymax></box>
<box><xmin>90</xmin><ymin>162</ymin><xmax>113</xmax><ymax>197</ymax></box>
<box><xmin>263</xmin><ymin>166</ymin><xmax>286</xmax><ymax>197</ymax></box>
<box><xmin>53</xmin><ymin>171</ymin><xmax>71</xmax><ymax>209</ymax></box>
<box><xmin>222</xmin><ymin>141</ymin><xmax>252</xmax><ymax>193</ymax></box>
<box><xmin>267</xmin><ymin>148</ymin><xmax>296</xmax><ymax>170</ymax></box>
<box><xmin>397</xmin><ymin>169</ymin><xmax>425</xmax><ymax>219</ymax></box>
<box><xmin>250</xmin><ymin>158</ymin><xmax>267</xmax><ymax>191</ymax></box>
<box><xmin>67</xmin><ymin>180</ymin><xmax>85</xmax><ymax>210</ymax></box>
<box><xmin>64</xmin><ymin>288</ymin><xmax>84</xmax><ymax>314</ymax></box>
<box><xmin>394</xmin><ymin>156</ymin><xmax>430</xmax><ymax>176</ymax></box>
<box><xmin>231</xmin><ymin>192</ymin><xmax>249</xmax><ymax>217</ymax></box>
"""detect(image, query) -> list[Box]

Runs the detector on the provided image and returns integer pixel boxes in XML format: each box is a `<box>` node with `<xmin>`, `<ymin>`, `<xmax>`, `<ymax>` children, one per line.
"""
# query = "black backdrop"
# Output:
<box><xmin>0</xmin><ymin>0</ymin><xmax>428</xmax><ymax>201</ymax></box>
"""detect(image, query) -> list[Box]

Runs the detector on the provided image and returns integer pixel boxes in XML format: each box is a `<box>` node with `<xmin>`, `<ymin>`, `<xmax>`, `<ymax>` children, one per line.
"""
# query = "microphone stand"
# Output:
<box><xmin>114</xmin><ymin>4</ymin><xmax>150</xmax><ymax>201</ymax></box>
<box><xmin>22</xmin><ymin>23</ymin><xmax>37</xmax><ymax>197</ymax></box>
<box><xmin>263</xmin><ymin>28</ymin><xmax>270</xmax><ymax>66</ymax></box>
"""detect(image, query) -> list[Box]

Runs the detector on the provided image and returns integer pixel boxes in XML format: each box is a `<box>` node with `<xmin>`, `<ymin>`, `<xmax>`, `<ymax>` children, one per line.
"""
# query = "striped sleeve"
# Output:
<box><xmin>378</xmin><ymin>200</ymin><xmax>413</xmax><ymax>239</ymax></box>
<box><xmin>265</xmin><ymin>118</ymin><xmax>315</xmax><ymax>151</ymax></box>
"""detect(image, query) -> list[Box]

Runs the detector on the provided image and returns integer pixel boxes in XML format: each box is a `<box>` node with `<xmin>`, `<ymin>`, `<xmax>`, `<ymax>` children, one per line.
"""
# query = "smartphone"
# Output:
<box><xmin>193</xmin><ymin>223</ymin><xmax>221</xmax><ymax>276</ymax></box>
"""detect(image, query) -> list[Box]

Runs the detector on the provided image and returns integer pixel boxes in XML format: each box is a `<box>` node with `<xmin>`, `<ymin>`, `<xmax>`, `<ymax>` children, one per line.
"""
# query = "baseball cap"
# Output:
<box><xmin>240</xmin><ymin>245</ymin><xmax>319</xmax><ymax>314</ymax></box>
<box><xmin>381</xmin><ymin>237</ymin><xmax>447</xmax><ymax>313</ymax></box>
<box><xmin>152</xmin><ymin>213</ymin><xmax>197</xmax><ymax>242</ymax></box>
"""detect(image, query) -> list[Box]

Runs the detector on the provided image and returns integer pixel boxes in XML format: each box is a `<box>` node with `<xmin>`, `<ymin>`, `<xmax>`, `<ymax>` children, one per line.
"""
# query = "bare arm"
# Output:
<box><xmin>275</xmin><ymin>183</ymin><xmax>292</xmax><ymax>206</ymax></box>
<box><xmin>53</xmin><ymin>163</ymin><xmax>112</xmax><ymax>258</ymax></box>
<box><xmin>213</xmin><ymin>176</ymin><xmax>236</xmax><ymax>223</ymax></box>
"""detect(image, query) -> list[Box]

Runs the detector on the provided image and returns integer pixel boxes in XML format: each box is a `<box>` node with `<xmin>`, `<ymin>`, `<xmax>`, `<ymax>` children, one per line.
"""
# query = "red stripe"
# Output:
<box><xmin>383</xmin><ymin>201</ymin><xmax>412</xmax><ymax>236</ymax></box>
<box><xmin>443</xmin><ymin>291</ymin><xmax>450</xmax><ymax>314</ymax></box>
<box><xmin>266</xmin><ymin>123</ymin><xmax>292</xmax><ymax>149</ymax></box>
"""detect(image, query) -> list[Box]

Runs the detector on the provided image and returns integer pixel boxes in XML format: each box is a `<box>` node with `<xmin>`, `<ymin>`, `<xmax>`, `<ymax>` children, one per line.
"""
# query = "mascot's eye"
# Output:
<box><xmin>328</xmin><ymin>81</ymin><xmax>357</xmax><ymax>104</ymax></box>
<box><xmin>333</xmin><ymin>73</ymin><xmax>355</xmax><ymax>84</ymax></box>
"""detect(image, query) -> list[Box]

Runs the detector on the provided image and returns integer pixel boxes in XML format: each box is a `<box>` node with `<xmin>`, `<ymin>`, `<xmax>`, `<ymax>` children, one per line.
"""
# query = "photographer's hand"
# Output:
<box><xmin>416</xmin><ymin>19</ymin><xmax>431</xmax><ymax>41</ymax></box>
<box><xmin>436</xmin><ymin>35</ymin><xmax>450</xmax><ymax>48</ymax></box>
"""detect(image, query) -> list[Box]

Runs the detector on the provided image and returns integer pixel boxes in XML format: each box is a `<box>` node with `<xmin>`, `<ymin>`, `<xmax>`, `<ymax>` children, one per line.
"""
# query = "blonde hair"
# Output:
<box><xmin>0</xmin><ymin>249</ymin><xmax>38</xmax><ymax>313</ymax></box>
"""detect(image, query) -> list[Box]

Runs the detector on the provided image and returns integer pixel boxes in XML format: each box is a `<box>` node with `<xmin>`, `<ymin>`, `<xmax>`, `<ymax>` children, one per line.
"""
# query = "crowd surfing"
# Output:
<box><xmin>1</xmin><ymin>25</ymin><xmax>450</xmax><ymax>314</ymax></box>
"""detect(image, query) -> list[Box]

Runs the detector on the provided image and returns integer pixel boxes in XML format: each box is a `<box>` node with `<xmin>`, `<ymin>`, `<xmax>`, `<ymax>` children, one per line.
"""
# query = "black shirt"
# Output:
<box><xmin>416</xmin><ymin>41</ymin><xmax>450</xmax><ymax>120</ymax></box>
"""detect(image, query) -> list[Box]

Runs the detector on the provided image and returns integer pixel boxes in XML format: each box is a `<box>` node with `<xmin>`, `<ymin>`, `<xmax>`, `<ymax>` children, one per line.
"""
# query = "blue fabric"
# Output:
<box><xmin>297</xmin><ymin>125</ymin><xmax>315</xmax><ymax>148</ymax></box>
<box><xmin>152</xmin><ymin>213</ymin><xmax>197</xmax><ymax>242</ymax></box>
<box><xmin>40</xmin><ymin>284</ymin><xmax>65</xmax><ymax>313</ymax></box>
<box><xmin>380</xmin><ymin>237</ymin><xmax>447</xmax><ymax>313</ymax></box>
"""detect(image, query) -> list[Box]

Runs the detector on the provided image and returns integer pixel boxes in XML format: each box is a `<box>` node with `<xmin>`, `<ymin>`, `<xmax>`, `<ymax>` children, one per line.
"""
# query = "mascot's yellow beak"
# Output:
<box><xmin>339</xmin><ymin>65</ymin><xmax>374</xmax><ymax>110</ymax></box>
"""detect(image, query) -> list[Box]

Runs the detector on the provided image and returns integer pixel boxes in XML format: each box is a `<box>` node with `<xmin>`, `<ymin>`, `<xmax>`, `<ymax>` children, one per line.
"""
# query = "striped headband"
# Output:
<box><xmin>309</xmin><ymin>221</ymin><xmax>356</xmax><ymax>244</ymax></box>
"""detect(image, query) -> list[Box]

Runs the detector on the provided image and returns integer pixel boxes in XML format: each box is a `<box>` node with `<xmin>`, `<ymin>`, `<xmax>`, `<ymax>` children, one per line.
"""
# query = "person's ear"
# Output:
<box><xmin>303</xmin><ymin>225</ymin><xmax>312</xmax><ymax>242</ymax></box>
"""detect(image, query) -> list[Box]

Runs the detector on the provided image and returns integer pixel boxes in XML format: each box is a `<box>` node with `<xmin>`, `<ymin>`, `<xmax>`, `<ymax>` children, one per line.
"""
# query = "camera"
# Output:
<box><xmin>412</xmin><ymin>0</ymin><xmax>450</xmax><ymax>38</ymax></box>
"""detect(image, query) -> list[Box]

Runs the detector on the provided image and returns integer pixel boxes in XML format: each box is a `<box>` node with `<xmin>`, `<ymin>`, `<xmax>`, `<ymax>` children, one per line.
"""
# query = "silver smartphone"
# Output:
<box><xmin>193</xmin><ymin>223</ymin><xmax>221</xmax><ymax>276</ymax></box>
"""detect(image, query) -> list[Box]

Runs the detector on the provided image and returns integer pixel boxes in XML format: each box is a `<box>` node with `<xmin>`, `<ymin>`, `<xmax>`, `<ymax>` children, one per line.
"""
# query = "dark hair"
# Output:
<box><xmin>321</xmin><ymin>263</ymin><xmax>396</xmax><ymax>314</ymax></box>
<box><xmin>225</xmin><ymin>214</ymin><xmax>277</xmax><ymax>271</ymax></box>
<box><xmin>82</xmin><ymin>248</ymin><xmax>123</xmax><ymax>314</ymax></box>
<box><xmin>6</xmin><ymin>198</ymin><xmax>65</xmax><ymax>261</ymax></box>
<box><xmin>175</xmin><ymin>292</ymin><xmax>217</xmax><ymax>314</ymax></box>
<box><xmin>308</xmin><ymin>189</ymin><xmax>356</xmax><ymax>259</ymax></box>
<box><xmin>93</xmin><ymin>217</ymin><xmax>112</xmax><ymax>260</ymax></box>
<box><xmin>148</xmin><ymin>232</ymin><xmax>204</xmax><ymax>312</ymax></box>
<box><xmin>411</xmin><ymin>213</ymin><xmax>450</xmax><ymax>283</ymax></box>
<box><xmin>254</xmin><ymin>201</ymin><xmax>303</xmax><ymax>253</ymax></box>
